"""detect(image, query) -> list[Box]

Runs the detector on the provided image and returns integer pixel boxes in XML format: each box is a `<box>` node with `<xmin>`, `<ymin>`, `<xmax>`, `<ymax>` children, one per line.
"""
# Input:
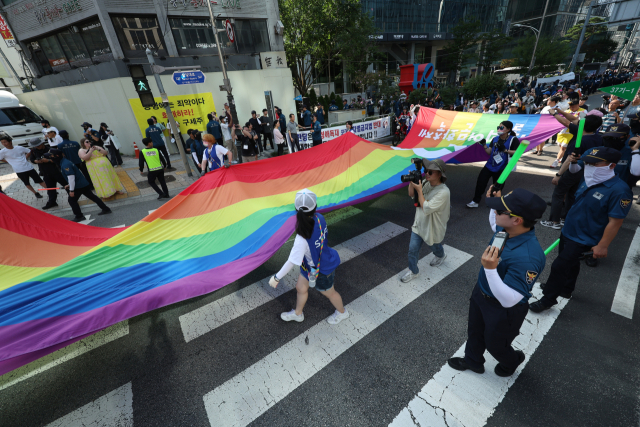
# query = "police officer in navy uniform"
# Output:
<box><xmin>449</xmin><ymin>188</ymin><xmax>547</xmax><ymax>377</ymax></box>
<box><xmin>530</xmin><ymin>147</ymin><xmax>633</xmax><ymax>313</ymax></box>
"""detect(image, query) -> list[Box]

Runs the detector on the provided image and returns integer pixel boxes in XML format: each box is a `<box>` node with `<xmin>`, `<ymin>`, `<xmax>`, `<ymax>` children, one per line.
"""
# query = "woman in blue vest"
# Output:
<box><xmin>467</xmin><ymin>121</ymin><xmax>520</xmax><ymax>208</ymax></box>
<box><xmin>269</xmin><ymin>189</ymin><xmax>349</xmax><ymax>325</ymax></box>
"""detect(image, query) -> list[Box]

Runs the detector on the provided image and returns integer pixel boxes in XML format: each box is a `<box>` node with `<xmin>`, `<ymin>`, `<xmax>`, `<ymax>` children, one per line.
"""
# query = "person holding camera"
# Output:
<box><xmin>448</xmin><ymin>188</ymin><xmax>546</xmax><ymax>377</ymax></box>
<box><xmin>99</xmin><ymin>123</ymin><xmax>123</xmax><ymax>167</ymax></box>
<box><xmin>530</xmin><ymin>147</ymin><xmax>633</xmax><ymax>313</ymax></box>
<box><xmin>249</xmin><ymin>111</ymin><xmax>264</xmax><ymax>156</ymax></box>
<box><xmin>79</xmin><ymin>134</ymin><xmax>125</xmax><ymax>200</ymax></box>
<box><xmin>467</xmin><ymin>121</ymin><xmax>520</xmax><ymax>208</ymax></box>
<box><xmin>269</xmin><ymin>189</ymin><xmax>349</xmax><ymax>325</ymax></box>
<box><xmin>241</xmin><ymin>122</ymin><xmax>259</xmax><ymax>162</ymax></box>
<box><xmin>401</xmin><ymin>159</ymin><xmax>451</xmax><ymax>283</ymax></box>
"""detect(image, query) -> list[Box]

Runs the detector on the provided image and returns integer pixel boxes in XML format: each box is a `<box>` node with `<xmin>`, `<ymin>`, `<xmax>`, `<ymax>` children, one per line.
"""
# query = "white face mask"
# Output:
<box><xmin>584</xmin><ymin>164</ymin><xmax>615</xmax><ymax>187</ymax></box>
<box><xmin>496</xmin><ymin>131</ymin><xmax>505</xmax><ymax>136</ymax></box>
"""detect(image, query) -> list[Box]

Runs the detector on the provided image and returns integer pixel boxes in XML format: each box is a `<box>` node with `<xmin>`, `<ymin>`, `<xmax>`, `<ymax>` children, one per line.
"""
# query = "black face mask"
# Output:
<box><xmin>603</xmin><ymin>136</ymin><xmax>625</xmax><ymax>151</ymax></box>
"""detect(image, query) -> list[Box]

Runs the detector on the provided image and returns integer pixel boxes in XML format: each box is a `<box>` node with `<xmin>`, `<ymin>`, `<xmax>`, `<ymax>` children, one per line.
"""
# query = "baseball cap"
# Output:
<box><xmin>586</xmin><ymin>110</ymin><xmax>603</xmax><ymax>117</ymax></box>
<box><xmin>544</xmin><ymin>91</ymin><xmax>550</xmax><ymax>95</ymax></box>
<box><xmin>602</xmin><ymin>123</ymin><xmax>630</xmax><ymax>137</ymax></box>
<box><xmin>510</xmin><ymin>103</ymin><xmax>518</xmax><ymax>107</ymax></box>
<box><xmin>294</xmin><ymin>188</ymin><xmax>317</xmax><ymax>212</ymax></box>
<box><xmin>485</xmin><ymin>188</ymin><xmax>547</xmax><ymax>222</ymax></box>
<box><xmin>581</xmin><ymin>146</ymin><xmax>622</xmax><ymax>164</ymax></box>
<box><xmin>426</xmin><ymin>159</ymin><xmax>447</xmax><ymax>182</ymax></box>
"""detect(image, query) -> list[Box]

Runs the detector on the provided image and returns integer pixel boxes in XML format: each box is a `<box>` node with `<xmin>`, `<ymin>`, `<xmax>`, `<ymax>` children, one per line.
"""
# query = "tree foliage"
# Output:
<box><xmin>440</xmin><ymin>19</ymin><xmax>482</xmax><ymax>83</ymax></box>
<box><xmin>279</xmin><ymin>0</ymin><xmax>379</xmax><ymax>95</ymax></box>
<box><xmin>477</xmin><ymin>29</ymin><xmax>511</xmax><ymax>74</ymax></box>
<box><xmin>462</xmin><ymin>73</ymin><xmax>507</xmax><ymax>100</ymax></box>
<box><xmin>565</xmin><ymin>16</ymin><xmax>615</xmax><ymax>64</ymax></box>
<box><xmin>565</xmin><ymin>16</ymin><xmax>609</xmax><ymax>44</ymax></box>
<box><xmin>512</xmin><ymin>35</ymin><xmax>571</xmax><ymax>76</ymax></box>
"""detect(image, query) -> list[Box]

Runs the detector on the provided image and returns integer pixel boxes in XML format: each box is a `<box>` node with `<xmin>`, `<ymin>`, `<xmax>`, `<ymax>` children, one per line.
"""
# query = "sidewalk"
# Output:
<box><xmin>0</xmin><ymin>153</ymin><xmax>199</xmax><ymax>217</ymax></box>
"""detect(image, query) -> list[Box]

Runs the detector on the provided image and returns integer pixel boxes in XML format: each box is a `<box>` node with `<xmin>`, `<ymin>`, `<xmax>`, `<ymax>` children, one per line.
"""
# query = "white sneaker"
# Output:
<box><xmin>401</xmin><ymin>271</ymin><xmax>419</xmax><ymax>283</ymax></box>
<box><xmin>466</xmin><ymin>201</ymin><xmax>479</xmax><ymax>208</ymax></box>
<box><xmin>430</xmin><ymin>253</ymin><xmax>447</xmax><ymax>267</ymax></box>
<box><xmin>280</xmin><ymin>309</ymin><xmax>304</xmax><ymax>322</ymax></box>
<box><xmin>540</xmin><ymin>220</ymin><xmax>562</xmax><ymax>230</ymax></box>
<box><xmin>550</xmin><ymin>160</ymin><xmax>559</xmax><ymax>168</ymax></box>
<box><xmin>327</xmin><ymin>309</ymin><xmax>350</xmax><ymax>325</ymax></box>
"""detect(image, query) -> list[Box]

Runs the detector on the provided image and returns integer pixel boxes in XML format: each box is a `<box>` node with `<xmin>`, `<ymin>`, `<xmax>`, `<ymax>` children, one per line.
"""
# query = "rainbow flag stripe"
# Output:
<box><xmin>0</xmin><ymin>109</ymin><xmax>564</xmax><ymax>374</ymax></box>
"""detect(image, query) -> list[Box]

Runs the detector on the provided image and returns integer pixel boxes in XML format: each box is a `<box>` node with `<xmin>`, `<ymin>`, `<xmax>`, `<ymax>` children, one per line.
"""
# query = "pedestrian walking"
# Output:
<box><xmin>311</xmin><ymin>115</ymin><xmax>322</xmax><ymax>147</ymax></box>
<box><xmin>28</xmin><ymin>138</ymin><xmax>66</xmax><ymax>209</ymax></box>
<box><xmin>260</xmin><ymin>109</ymin><xmax>274</xmax><ymax>151</ymax></box>
<box><xmin>139</xmin><ymin>137</ymin><xmax>169</xmax><ymax>200</ymax></box>
<box><xmin>146</xmin><ymin>118</ymin><xmax>172</xmax><ymax>169</ymax></box>
<box><xmin>200</xmin><ymin>133</ymin><xmax>231</xmax><ymax>174</ymax></box>
<box><xmin>220</xmin><ymin>116</ymin><xmax>237</xmax><ymax>163</ymax></box>
<box><xmin>99</xmin><ymin>123</ymin><xmax>123</xmax><ymax>167</ymax></box>
<box><xmin>0</xmin><ymin>134</ymin><xmax>44</xmax><ymax>198</ymax></box>
<box><xmin>57</xmin><ymin>130</ymin><xmax>92</xmax><ymax>189</ymax></box>
<box><xmin>189</xmin><ymin>131</ymin><xmax>205</xmax><ymax>173</ymax></box>
<box><xmin>269</xmin><ymin>189</ymin><xmax>349</xmax><ymax>325</ymax></box>
<box><xmin>206</xmin><ymin>113</ymin><xmax>223</xmax><ymax>145</ymax></box>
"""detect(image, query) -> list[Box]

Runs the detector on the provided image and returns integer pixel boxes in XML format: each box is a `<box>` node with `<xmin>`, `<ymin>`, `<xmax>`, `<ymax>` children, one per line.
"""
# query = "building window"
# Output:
<box><xmin>57</xmin><ymin>29</ymin><xmax>92</xmax><ymax>67</ymax></box>
<box><xmin>234</xmin><ymin>20</ymin><xmax>270</xmax><ymax>54</ymax></box>
<box><xmin>169</xmin><ymin>17</ymin><xmax>232</xmax><ymax>56</ymax></box>
<box><xmin>111</xmin><ymin>15</ymin><xmax>167</xmax><ymax>58</ymax></box>
<box><xmin>35</xmin><ymin>35</ymin><xmax>70</xmax><ymax>73</ymax></box>
<box><xmin>79</xmin><ymin>19</ymin><xmax>113</xmax><ymax>62</ymax></box>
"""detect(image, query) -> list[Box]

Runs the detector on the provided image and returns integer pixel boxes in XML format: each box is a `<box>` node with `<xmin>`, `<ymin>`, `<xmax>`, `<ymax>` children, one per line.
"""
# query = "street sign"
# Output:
<box><xmin>225</xmin><ymin>19</ymin><xmax>235</xmax><ymax>43</ymax></box>
<box><xmin>600</xmin><ymin>80</ymin><xmax>640</xmax><ymax>101</ymax></box>
<box><xmin>172</xmin><ymin>71</ymin><xmax>206</xmax><ymax>85</ymax></box>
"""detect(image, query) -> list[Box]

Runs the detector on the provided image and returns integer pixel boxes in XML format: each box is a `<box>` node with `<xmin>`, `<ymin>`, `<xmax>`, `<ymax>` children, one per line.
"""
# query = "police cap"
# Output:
<box><xmin>602</xmin><ymin>123</ymin><xmax>630</xmax><ymax>138</ymax></box>
<box><xmin>486</xmin><ymin>188</ymin><xmax>547</xmax><ymax>222</ymax></box>
<box><xmin>581</xmin><ymin>146</ymin><xmax>622</xmax><ymax>164</ymax></box>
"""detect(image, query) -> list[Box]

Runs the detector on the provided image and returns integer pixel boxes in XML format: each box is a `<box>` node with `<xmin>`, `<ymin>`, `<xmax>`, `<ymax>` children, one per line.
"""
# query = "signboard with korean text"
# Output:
<box><xmin>296</xmin><ymin>116</ymin><xmax>390</xmax><ymax>147</ymax></box>
<box><xmin>260</xmin><ymin>51</ymin><xmax>287</xmax><ymax>69</ymax></box>
<box><xmin>0</xmin><ymin>14</ymin><xmax>16</xmax><ymax>47</ymax></box>
<box><xmin>599</xmin><ymin>80</ymin><xmax>640</xmax><ymax>101</ymax></box>
<box><xmin>172</xmin><ymin>71</ymin><xmax>206</xmax><ymax>85</ymax></box>
<box><xmin>129</xmin><ymin>92</ymin><xmax>216</xmax><ymax>137</ymax></box>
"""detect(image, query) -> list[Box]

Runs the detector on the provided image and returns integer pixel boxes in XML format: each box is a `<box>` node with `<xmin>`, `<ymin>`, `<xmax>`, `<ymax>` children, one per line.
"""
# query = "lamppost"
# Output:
<box><xmin>513</xmin><ymin>24</ymin><xmax>540</xmax><ymax>74</ymax></box>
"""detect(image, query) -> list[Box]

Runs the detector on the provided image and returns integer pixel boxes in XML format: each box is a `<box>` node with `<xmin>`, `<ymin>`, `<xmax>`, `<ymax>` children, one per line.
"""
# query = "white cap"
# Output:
<box><xmin>295</xmin><ymin>188</ymin><xmax>317</xmax><ymax>212</ymax></box>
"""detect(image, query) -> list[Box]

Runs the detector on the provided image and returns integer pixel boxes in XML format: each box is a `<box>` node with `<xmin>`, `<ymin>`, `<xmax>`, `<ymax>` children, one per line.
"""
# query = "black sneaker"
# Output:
<box><xmin>35</xmin><ymin>192</ymin><xmax>43</xmax><ymax>199</ymax></box>
<box><xmin>98</xmin><ymin>209</ymin><xmax>112</xmax><ymax>215</ymax></box>
<box><xmin>157</xmin><ymin>195</ymin><xmax>164</xmax><ymax>200</ymax></box>
<box><xmin>42</xmin><ymin>203</ymin><xmax>58</xmax><ymax>210</ymax></box>
<box><xmin>162</xmin><ymin>194</ymin><xmax>170</xmax><ymax>199</ymax></box>
<box><xmin>72</xmin><ymin>216</ymin><xmax>86</xmax><ymax>222</ymax></box>
<box><xmin>447</xmin><ymin>357</ymin><xmax>485</xmax><ymax>374</ymax></box>
<box><xmin>494</xmin><ymin>350</ymin><xmax>525</xmax><ymax>377</ymax></box>
<box><xmin>529</xmin><ymin>300</ymin><xmax>552</xmax><ymax>313</ymax></box>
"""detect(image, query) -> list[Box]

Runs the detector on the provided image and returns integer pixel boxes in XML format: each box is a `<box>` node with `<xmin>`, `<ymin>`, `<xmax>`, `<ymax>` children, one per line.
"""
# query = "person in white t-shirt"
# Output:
<box><xmin>41</xmin><ymin>119</ymin><xmax>58</xmax><ymax>138</ymax></box>
<box><xmin>0</xmin><ymin>134</ymin><xmax>45</xmax><ymax>198</ymax></box>
<box><xmin>45</xmin><ymin>129</ymin><xmax>63</xmax><ymax>147</ymax></box>
<box><xmin>200</xmin><ymin>133</ymin><xmax>231</xmax><ymax>175</ymax></box>
<box><xmin>536</xmin><ymin>95</ymin><xmax>560</xmax><ymax>155</ymax></box>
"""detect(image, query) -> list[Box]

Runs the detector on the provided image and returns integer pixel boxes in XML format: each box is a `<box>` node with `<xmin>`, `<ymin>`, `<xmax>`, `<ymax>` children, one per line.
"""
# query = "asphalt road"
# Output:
<box><xmin>2</xmin><ymin>92</ymin><xmax>640</xmax><ymax>427</ymax></box>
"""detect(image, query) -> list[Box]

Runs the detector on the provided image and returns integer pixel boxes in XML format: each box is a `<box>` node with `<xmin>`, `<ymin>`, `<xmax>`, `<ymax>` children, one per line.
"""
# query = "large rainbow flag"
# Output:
<box><xmin>0</xmin><ymin>109</ymin><xmax>564</xmax><ymax>375</ymax></box>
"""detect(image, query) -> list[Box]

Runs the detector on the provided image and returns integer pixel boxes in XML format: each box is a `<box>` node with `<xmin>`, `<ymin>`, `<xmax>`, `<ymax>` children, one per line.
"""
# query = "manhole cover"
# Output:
<box><xmin>136</xmin><ymin>174</ymin><xmax>176</xmax><ymax>189</ymax></box>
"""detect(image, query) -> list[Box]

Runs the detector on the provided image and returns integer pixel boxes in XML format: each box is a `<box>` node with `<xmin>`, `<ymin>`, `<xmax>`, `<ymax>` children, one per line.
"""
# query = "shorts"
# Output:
<box><xmin>300</xmin><ymin>268</ymin><xmax>335</xmax><ymax>291</ymax></box>
<box><xmin>17</xmin><ymin>169</ymin><xmax>43</xmax><ymax>186</ymax></box>
<box><xmin>560</xmin><ymin>142</ymin><xmax>569</xmax><ymax>148</ymax></box>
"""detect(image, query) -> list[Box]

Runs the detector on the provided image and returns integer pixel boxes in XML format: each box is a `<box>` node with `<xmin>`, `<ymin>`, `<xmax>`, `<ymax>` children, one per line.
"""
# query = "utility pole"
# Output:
<box><xmin>528</xmin><ymin>0</ymin><xmax>550</xmax><ymax>75</ymax></box>
<box><xmin>145</xmin><ymin>48</ymin><xmax>193</xmax><ymax>177</ymax></box>
<box><xmin>204</xmin><ymin>2</ymin><xmax>239</xmax><ymax>127</ymax></box>
<box><xmin>569</xmin><ymin>1</ymin><xmax>594</xmax><ymax>73</ymax></box>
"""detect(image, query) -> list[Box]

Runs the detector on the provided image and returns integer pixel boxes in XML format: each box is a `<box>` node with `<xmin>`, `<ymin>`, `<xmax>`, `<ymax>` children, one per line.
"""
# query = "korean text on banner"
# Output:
<box><xmin>298</xmin><ymin>117</ymin><xmax>391</xmax><ymax>144</ymax></box>
<box><xmin>0</xmin><ymin>14</ymin><xmax>16</xmax><ymax>47</ymax></box>
<box><xmin>128</xmin><ymin>93</ymin><xmax>216</xmax><ymax>137</ymax></box>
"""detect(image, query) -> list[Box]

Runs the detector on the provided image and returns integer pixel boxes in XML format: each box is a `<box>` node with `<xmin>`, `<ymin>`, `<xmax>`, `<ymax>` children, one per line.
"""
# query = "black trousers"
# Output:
<box><xmin>290</xmin><ymin>134</ymin><xmax>301</xmax><ymax>152</ymax></box>
<box><xmin>157</xmin><ymin>145</ymin><xmax>172</xmax><ymax>168</ymax></box>
<box><xmin>540</xmin><ymin>234</ymin><xmax>591</xmax><ymax>307</ymax></box>
<box><xmin>549</xmin><ymin>171</ymin><xmax>582</xmax><ymax>222</ymax></box>
<box><xmin>75</xmin><ymin>162</ymin><xmax>93</xmax><ymax>188</ymax></box>
<box><xmin>464</xmin><ymin>285</ymin><xmax>529</xmax><ymax>372</ymax></box>
<box><xmin>473</xmin><ymin>166</ymin><xmax>503</xmax><ymax>203</ymax></box>
<box><xmin>263</xmin><ymin>133</ymin><xmax>274</xmax><ymax>150</ymax></box>
<box><xmin>43</xmin><ymin>171</ymin><xmax>67</xmax><ymax>205</ymax></box>
<box><xmin>255</xmin><ymin>133</ymin><xmax>263</xmax><ymax>154</ymax></box>
<box><xmin>277</xmin><ymin>143</ymin><xmax>284</xmax><ymax>156</ymax></box>
<box><xmin>107</xmin><ymin>144</ymin><xmax>123</xmax><ymax>166</ymax></box>
<box><xmin>312</xmin><ymin>139</ymin><xmax>322</xmax><ymax>147</ymax></box>
<box><xmin>148</xmin><ymin>170</ymin><xmax>169</xmax><ymax>196</ymax></box>
<box><xmin>67</xmin><ymin>185</ymin><xmax>110</xmax><ymax>218</ymax></box>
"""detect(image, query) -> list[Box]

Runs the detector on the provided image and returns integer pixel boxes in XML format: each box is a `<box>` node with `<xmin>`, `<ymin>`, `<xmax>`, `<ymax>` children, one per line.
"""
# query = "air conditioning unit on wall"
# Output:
<box><xmin>275</xmin><ymin>20</ymin><xmax>284</xmax><ymax>36</ymax></box>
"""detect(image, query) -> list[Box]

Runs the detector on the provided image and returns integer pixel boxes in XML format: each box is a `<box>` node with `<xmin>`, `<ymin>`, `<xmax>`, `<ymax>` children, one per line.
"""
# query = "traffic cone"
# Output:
<box><xmin>133</xmin><ymin>141</ymin><xmax>140</xmax><ymax>159</ymax></box>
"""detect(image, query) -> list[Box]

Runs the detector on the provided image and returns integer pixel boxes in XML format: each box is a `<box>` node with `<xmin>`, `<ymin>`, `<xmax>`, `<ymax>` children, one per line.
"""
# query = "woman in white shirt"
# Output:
<box><xmin>269</xmin><ymin>189</ymin><xmax>350</xmax><ymax>325</ymax></box>
<box><xmin>273</xmin><ymin>120</ymin><xmax>285</xmax><ymax>156</ymax></box>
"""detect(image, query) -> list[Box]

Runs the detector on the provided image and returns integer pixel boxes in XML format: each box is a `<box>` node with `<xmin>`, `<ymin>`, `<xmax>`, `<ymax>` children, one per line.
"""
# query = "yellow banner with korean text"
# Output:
<box><xmin>128</xmin><ymin>93</ymin><xmax>216</xmax><ymax>137</ymax></box>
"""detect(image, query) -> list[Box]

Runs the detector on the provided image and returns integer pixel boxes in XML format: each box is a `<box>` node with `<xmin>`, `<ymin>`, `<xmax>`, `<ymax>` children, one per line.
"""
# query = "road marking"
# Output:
<box><xmin>180</xmin><ymin>221</ymin><xmax>407</xmax><ymax>343</ymax></box>
<box><xmin>111</xmin><ymin>224</ymin><xmax>126</xmax><ymax>228</ymax></box>
<box><xmin>611</xmin><ymin>226</ymin><xmax>640</xmax><ymax>319</ymax></box>
<box><xmin>285</xmin><ymin>206</ymin><xmax>363</xmax><ymax>243</ymax></box>
<box><xmin>45</xmin><ymin>382</ymin><xmax>133</xmax><ymax>427</ymax></box>
<box><xmin>78</xmin><ymin>214</ymin><xmax>93</xmax><ymax>225</ymax></box>
<box><xmin>148</xmin><ymin>209</ymin><xmax>156</xmax><ymax>215</ymax></box>
<box><xmin>389</xmin><ymin>286</ymin><xmax>570</xmax><ymax>427</ymax></box>
<box><xmin>0</xmin><ymin>321</ymin><xmax>129</xmax><ymax>391</ymax></box>
<box><xmin>202</xmin><ymin>245</ymin><xmax>472</xmax><ymax>427</ymax></box>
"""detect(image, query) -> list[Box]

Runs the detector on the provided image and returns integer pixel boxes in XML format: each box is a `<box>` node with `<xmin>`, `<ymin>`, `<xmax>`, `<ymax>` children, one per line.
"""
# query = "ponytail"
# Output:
<box><xmin>509</xmin><ymin>130</ymin><xmax>517</xmax><ymax>137</ymax></box>
<box><xmin>295</xmin><ymin>208</ymin><xmax>316</xmax><ymax>239</ymax></box>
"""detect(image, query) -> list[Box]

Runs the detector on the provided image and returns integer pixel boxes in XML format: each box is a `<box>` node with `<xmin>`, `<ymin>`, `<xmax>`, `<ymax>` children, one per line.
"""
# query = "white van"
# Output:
<box><xmin>0</xmin><ymin>90</ymin><xmax>45</xmax><ymax>147</ymax></box>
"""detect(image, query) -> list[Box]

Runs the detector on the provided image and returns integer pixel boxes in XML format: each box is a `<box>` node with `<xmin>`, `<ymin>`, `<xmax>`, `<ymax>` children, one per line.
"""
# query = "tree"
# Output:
<box><xmin>308</xmin><ymin>88</ymin><xmax>318</xmax><ymax>108</ymax></box>
<box><xmin>565</xmin><ymin>16</ymin><xmax>609</xmax><ymax>45</ymax></box>
<box><xmin>462</xmin><ymin>74</ymin><xmax>507</xmax><ymax>100</ymax></box>
<box><xmin>565</xmin><ymin>16</ymin><xmax>615</xmax><ymax>65</ymax></box>
<box><xmin>437</xmin><ymin>85</ymin><xmax>458</xmax><ymax>106</ymax></box>
<box><xmin>352</xmin><ymin>70</ymin><xmax>385</xmax><ymax>95</ymax></box>
<box><xmin>440</xmin><ymin>19</ymin><xmax>482</xmax><ymax>83</ymax></box>
<box><xmin>408</xmin><ymin>88</ymin><xmax>427</xmax><ymax>105</ymax></box>
<box><xmin>512</xmin><ymin>35</ymin><xmax>571</xmax><ymax>76</ymax></box>
<box><xmin>477</xmin><ymin>29</ymin><xmax>511</xmax><ymax>74</ymax></box>
<box><xmin>279</xmin><ymin>0</ymin><xmax>379</xmax><ymax>96</ymax></box>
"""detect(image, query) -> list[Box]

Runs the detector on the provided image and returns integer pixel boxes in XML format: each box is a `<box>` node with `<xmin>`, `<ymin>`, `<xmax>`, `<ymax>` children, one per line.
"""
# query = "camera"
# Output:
<box><xmin>400</xmin><ymin>158</ymin><xmax>424</xmax><ymax>184</ymax></box>
<box><xmin>42</xmin><ymin>152</ymin><xmax>53</xmax><ymax>160</ymax></box>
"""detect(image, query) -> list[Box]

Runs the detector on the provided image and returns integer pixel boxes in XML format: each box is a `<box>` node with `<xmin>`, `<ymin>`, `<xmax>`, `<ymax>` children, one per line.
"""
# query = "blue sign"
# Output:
<box><xmin>172</xmin><ymin>71</ymin><xmax>206</xmax><ymax>85</ymax></box>
<box><xmin>294</xmin><ymin>95</ymin><xmax>303</xmax><ymax>101</ymax></box>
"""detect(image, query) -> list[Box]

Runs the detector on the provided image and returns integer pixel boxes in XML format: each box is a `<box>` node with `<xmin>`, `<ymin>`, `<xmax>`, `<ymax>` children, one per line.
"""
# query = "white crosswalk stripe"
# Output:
<box><xmin>202</xmin><ymin>245</ymin><xmax>472</xmax><ymax>427</ymax></box>
<box><xmin>78</xmin><ymin>214</ymin><xmax>94</xmax><ymax>225</ymax></box>
<box><xmin>611</xmin><ymin>225</ymin><xmax>640</xmax><ymax>319</ymax></box>
<box><xmin>45</xmin><ymin>382</ymin><xmax>133</xmax><ymax>427</ymax></box>
<box><xmin>179</xmin><ymin>221</ymin><xmax>407</xmax><ymax>343</ymax></box>
<box><xmin>0</xmin><ymin>321</ymin><xmax>129</xmax><ymax>391</ymax></box>
<box><xmin>389</xmin><ymin>286</ymin><xmax>570</xmax><ymax>427</ymax></box>
<box><xmin>111</xmin><ymin>224</ymin><xmax>126</xmax><ymax>228</ymax></box>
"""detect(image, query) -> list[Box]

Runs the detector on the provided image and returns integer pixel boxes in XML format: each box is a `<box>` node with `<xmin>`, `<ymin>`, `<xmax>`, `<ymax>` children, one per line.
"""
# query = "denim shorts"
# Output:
<box><xmin>300</xmin><ymin>268</ymin><xmax>335</xmax><ymax>291</ymax></box>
